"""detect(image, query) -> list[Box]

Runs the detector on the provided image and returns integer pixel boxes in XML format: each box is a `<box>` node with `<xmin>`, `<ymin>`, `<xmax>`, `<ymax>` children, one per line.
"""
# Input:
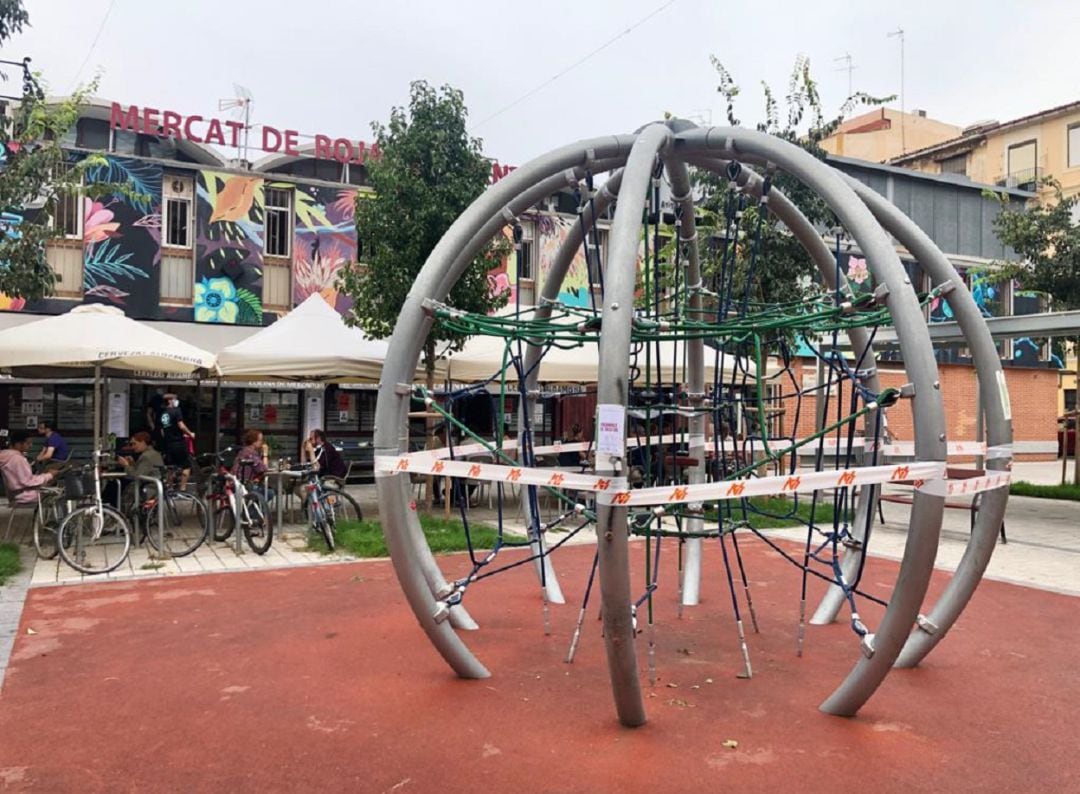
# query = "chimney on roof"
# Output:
<box><xmin>912</xmin><ymin>109</ymin><xmax>927</xmax><ymax>118</ymax></box>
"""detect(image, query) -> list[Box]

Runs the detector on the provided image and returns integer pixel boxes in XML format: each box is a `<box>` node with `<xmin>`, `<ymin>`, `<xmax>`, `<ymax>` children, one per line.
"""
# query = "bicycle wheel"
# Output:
<box><xmin>241</xmin><ymin>491</ymin><xmax>273</xmax><ymax>555</ymax></box>
<box><xmin>212</xmin><ymin>497</ymin><xmax>235</xmax><ymax>542</ymax></box>
<box><xmin>320</xmin><ymin>488</ymin><xmax>362</xmax><ymax>523</ymax></box>
<box><xmin>32</xmin><ymin>499</ymin><xmax>62</xmax><ymax>560</ymax></box>
<box><xmin>57</xmin><ymin>505</ymin><xmax>131</xmax><ymax>575</ymax></box>
<box><xmin>312</xmin><ymin>495</ymin><xmax>335</xmax><ymax>551</ymax></box>
<box><xmin>145</xmin><ymin>491</ymin><xmax>209</xmax><ymax>557</ymax></box>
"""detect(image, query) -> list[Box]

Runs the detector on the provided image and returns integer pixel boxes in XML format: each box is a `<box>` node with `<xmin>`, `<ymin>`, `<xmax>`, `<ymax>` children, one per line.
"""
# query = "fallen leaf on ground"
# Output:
<box><xmin>722</xmin><ymin>739</ymin><xmax>739</xmax><ymax>749</ymax></box>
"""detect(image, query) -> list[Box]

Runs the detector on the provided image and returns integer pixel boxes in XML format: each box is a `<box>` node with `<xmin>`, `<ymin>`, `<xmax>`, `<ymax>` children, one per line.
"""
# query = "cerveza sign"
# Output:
<box><xmin>109</xmin><ymin>102</ymin><xmax>380</xmax><ymax>164</ymax></box>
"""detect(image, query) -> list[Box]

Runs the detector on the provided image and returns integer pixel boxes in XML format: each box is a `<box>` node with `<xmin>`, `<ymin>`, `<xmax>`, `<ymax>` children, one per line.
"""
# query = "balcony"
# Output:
<box><xmin>995</xmin><ymin>167</ymin><xmax>1045</xmax><ymax>191</ymax></box>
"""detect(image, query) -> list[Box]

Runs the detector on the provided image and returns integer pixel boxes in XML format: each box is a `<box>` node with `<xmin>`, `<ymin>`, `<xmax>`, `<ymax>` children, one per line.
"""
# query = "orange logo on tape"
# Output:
<box><xmin>726</xmin><ymin>482</ymin><xmax>746</xmax><ymax>496</ymax></box>
<box><xmin>468</xmin><ymin>464</ymin><xmax>482</xmax><ymax>478</ymax></box>
<box><xmin>669</xmin><ymin>486</ymin><xmax>689</xmax><ymax>501</ymax></box>
<box><xmin>595</xmin><ymin>479</ymin><xmax>612</xmax><ymax>491</ymax></box>
<box><xmin>506</xmin><ymin>468</ymin><xmax>522</xmax><ymax>482</ymax></box>
<box><xmin>836</xmin><ymin>470</ymin><xmax>857</xmax><ymax>486</ymax></box>
<box><xmin>782</xmin><ymin>476</ymin><xmax>801</xmax><ymax>491</ymax></box>
<box><xmin>395</xmin><ymin>458</ymin><xmax>409</xmax><ymax>471</ymax></box>
<box><xmin>548</xmin><ymin>473</ymin><xmax>565</xmax><ymax>486</ymax></box>
<box><xmin>431</xmin><ymin>460</ymin><xmax>445</xmax><ymax>474</ymax></box>
<box><xmin>612</xmin><ymin>492</ymin><xmax>631</xmax><ymax>505</ymax></box>
<box><xmin>891</xmin><ymin>465</ymin><xmax>910</xmax><ymax>480</ymax></box>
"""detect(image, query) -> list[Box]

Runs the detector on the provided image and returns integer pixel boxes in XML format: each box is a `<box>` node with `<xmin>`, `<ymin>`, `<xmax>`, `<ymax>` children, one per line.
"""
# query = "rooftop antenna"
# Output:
<box><xmin>219</xmin><ymin>84</ymin><xmax>253</xmax><ymax>164</ymax></box>
<box><xmin>887</xmin><ymin>28</ymin><xmax>906</xmax><ymax>153</ymax></box>
<box><xmin>833</xmin><ymin>53</ymin><xmax>855</xmax><ymax>98</ymax></box>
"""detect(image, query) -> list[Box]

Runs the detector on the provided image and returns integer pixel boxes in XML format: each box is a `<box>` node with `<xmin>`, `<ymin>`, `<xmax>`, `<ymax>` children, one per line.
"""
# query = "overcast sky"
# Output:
<box><xmin>7</xmin><ymin>0</ymin><xmax>1080</xmax><ymax>166</ymax></box>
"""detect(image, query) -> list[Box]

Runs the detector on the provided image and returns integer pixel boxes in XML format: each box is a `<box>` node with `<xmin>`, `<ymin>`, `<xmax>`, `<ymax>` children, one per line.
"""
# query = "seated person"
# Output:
<box><xmin>0</xmin><ymin>430</ymin><xmax>57</xmax><ymax>504</ymax></box>
<box><xmin>558</xmin><ymin>423</ymin><xmax>588</xmax><ymax>469</ymax></box>
<box><xmin>35</xmin><ymin>420</ymin><xmax>71</xmax><ymax>470</ymax></box>
<box><xmin>233</xmin><ymin>429</ymin><xmax>275</xmax><ymax>501</ymax></box>
<box><xmin>301</xmin><ymin>429</ymin><xmax>348</xmax><ymax>479</ymax></box>
<box><xmin>109</xmin><ymin>431</ymin><xmax>165</xmax><ymax>508</ymax></box>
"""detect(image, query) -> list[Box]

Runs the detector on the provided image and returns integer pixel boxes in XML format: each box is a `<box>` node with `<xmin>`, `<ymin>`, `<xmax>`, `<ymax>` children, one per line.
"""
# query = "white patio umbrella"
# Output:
<box><xmin>0</xmin><ymin>303</ymin><xmax>217</xmax><ymax>448</ymax></box>
<box><xmin>445</xmin><ymin>307</ymin><xmax>757</xmax><ymax>384</ymax></box>
<box><xmin>216</xmin><ymin>293</ymin><xmax>441</xmax><ymax>382</ymax></box>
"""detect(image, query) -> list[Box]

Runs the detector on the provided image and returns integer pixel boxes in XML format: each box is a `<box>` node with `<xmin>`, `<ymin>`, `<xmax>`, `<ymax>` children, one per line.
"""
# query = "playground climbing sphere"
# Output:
<box><xmin>372</xmin><ymin>121</ymin><xmax>1013</xmax><ymax>728</ymax></box>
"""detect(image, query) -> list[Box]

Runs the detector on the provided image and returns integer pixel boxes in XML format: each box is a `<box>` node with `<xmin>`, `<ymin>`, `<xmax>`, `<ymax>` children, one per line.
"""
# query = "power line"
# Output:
<box><xmin>471</xmin><ymin>0</ymin><xmax>680</xmax><ymax>131</ymax></box>
<box><xmin>69</xmin><ymin>0</ymin><xmax>119</xmax><ymax>91</ymax></box>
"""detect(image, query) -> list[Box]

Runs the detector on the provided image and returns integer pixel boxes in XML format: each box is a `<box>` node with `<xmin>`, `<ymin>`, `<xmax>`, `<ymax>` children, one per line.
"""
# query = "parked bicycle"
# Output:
<box><xmin>135</xmin><ymin>465</ymin><xmax>209</xmax><ymax>557</ymax></box>
<box><xmin>199</xmin><ymin>450</ymin><xmax>274</xmax><ymax>554</ymax></box>
<box><xmin>56</xmin><ymin>451</ymin><xmax>133</xmax><ymax>575</ymax></box>
<box><xmin>291</xmin><ymin>462</ymin><xmax>363</xmax><ymax>551</ymax></box>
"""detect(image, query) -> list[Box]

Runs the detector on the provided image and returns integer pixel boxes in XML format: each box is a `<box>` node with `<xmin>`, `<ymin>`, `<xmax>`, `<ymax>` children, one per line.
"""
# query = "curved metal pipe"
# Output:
<box><xmin>374</xmin><ymin>135</ymin><xmax>636</xmax><ymax>681</ymax></box>
<box><xmin>674</xmin><ymin>127</ymin><xmax>947</xmax><ymax>717</ymax></box>
<box><xmin>594</xmin><ymin>123</ymin><xmax>673</xmax><ymax>727</ymax></box>
<box><xmin>838</xmin><ymin>176</ymin><xmax>1013</xmax><ymax>668</ymax></box>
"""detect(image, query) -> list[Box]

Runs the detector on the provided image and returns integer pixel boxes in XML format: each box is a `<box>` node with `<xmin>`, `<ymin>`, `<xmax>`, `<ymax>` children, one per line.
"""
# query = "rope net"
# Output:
<box><xmin>377</xmin><ymin>160</ymin><xmax>953</xmax><ymax>678</ymax></box>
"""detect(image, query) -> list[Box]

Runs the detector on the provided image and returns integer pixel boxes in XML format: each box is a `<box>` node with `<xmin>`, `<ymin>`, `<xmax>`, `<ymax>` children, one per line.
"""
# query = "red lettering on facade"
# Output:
<box><xmin>204</xmin><ymin>118</ymin><xmax>226</xmax><ymax>146</ymax></box>
<box><xmin>183</xmin><ymin>115</ymin><xmax>204</xmax><ymax>143</ymax></box>
<box><xmin>284</xmin><ymin>129</ymin><xmax>300</xmax><ymax>157</ymax></box>
<box><xmin>333</xmin><ymin>138</ymin><xmax>353</xmax><ymax>163</ymax></box>
<box><xmin>262</xmin><ymin>125</ymin><xmax>282</xmax><ymax>152</ymax></box>
<box><xmin>225</xmin><ymin>120</ymin><xmax>245</xmax><ymax>148</ymax></box>
<box><xmin>142</xmin><ymin>107</ymin><xmax>160</xmax><ymax>134</ymax></box>
<box><xmin>161</xmin><ymin>110</ymin><xmax>182</xmax><ymax>140</ymax></box>
<box><xmin>110</xmin><ymin>102</ymin><xmax>141</xmax><ymax>132</ymax></box>
<box><xmin>314</xmin><ymin>134</ymin><xmax>332</xmax><ymax>160</ymax></box>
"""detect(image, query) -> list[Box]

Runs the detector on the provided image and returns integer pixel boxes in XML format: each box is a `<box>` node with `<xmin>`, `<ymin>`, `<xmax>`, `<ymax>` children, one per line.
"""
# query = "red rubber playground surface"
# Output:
<box><xmin>0</xmin><ymin>539</ymin><xmax>1077</xmax><ymax>793</ymax></box>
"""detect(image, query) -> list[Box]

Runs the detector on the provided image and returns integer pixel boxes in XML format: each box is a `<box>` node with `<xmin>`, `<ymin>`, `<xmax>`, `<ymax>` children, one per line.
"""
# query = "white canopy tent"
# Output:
<box><xmin>216</xmin><ymin>294</ymin><xmax>440</xmax><ymax>382</ymax></box>
<box><xmin>444</xmin><ymin>307</ymin><xmax>758</xmax><ymax>384</ymax></box>
<box><xmin>0</xmin><ymin>304</ymin><xmax>217</xmax><ymax>446</ymax></box>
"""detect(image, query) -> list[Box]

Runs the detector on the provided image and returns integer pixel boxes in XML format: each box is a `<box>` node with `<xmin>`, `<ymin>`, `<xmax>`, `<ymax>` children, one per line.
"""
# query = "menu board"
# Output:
<box><xmin>243</xmin><ymin>390</ymin><xmax>299</xmax><ymax>432</ymax></box>
<box><xmin>8</xmin><ymin>385</ymin><xmax>55</xmax><ymax>430</ymax></box>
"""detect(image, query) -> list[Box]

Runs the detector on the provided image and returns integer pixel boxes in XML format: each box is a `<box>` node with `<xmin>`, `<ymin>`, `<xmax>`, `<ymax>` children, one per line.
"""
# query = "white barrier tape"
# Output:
<box><xmin>944</xmin><ymin>472</ymin><xmax>1012</xmax><ymax>497</ymax></box>
<box><xmin>595</xmin><ymin>461</ymin><xmax>947</xmax><ymax>508</ymax></box>
<box><xmin>985</xmin><ymin>444</ymin><xmax>1014</xmax><ymax>460</ymax></box>
<box><xmin>375</xmin><ymin>455</ymin><xmax>628</xmax><ymax>495</ymax></box>
<box><xmin>809</xmin><ymin>437</ymin><xmax>988</xmax><ymax>456</ymax></box>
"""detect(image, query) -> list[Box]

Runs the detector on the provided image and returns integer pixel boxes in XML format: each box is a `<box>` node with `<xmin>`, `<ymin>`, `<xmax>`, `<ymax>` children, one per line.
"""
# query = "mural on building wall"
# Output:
<box><xmin>81</xmin><ymin>155</ymin><xmax>162</xmax><ymax>317</ymax></box>
<box><xmin>194</xmin><ymin>170</ymin><xmax>264</xmax><ymax>324</ymax></box>
<box><xmin>538</xmin><ymin>215</ymin><xmax>590</xmax><ymax>307</ymax></box>
<box><xmin>291</xmin><ymin>184</ymin><xmax>357</xmax><ymax>313</ymax></box>
<box><xmin>0</xmin><ymin>210</ymin><xmax>28</xmax><ymax>311</ymax></box>
<box><xmin>486</xmin><ymin>225</ymin><xmax>518</xmax><ymax>304</ymax></box>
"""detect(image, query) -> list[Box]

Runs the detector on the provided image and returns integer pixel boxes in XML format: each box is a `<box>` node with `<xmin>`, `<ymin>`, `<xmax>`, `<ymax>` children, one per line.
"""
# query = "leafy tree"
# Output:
<box><xmin>337</xmin><ymin>80</ymin><xmax>508</xmax><ymax>385</ymax></box>
<box><xmin>0</xmin><ymin>0</ymin><xmax>112</xmax><ymax>302</ymax></box>
<box><xmin>987</xmin><ymin>180</ymin><xmax>1080</xmax><ymax>481</ymax></box>
<box><xmin>688</xmin><ymin>55</ymin><xmax>893</xmax><ymax>313</ymax></box>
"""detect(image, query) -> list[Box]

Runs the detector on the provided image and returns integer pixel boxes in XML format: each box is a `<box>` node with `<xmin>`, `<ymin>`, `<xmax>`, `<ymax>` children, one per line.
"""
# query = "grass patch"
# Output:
<box><xmin>703</xmin><ymin>495</ymin><xmax>847</xmax><ymax>530</ymax></box>
<box><xmin>0</xmin><ymin>542</ymin><xmax>23</xmax><ymax>585</ymax></box>
<box><xmin>1010</xmin><ymin>480</ymin><xmax>1080</xmax><ymax>501</ymax></box>
<box><xmin>308</xmin><ymin>514</ymin><xmax>502</xmax><ymax>558</ymax></box>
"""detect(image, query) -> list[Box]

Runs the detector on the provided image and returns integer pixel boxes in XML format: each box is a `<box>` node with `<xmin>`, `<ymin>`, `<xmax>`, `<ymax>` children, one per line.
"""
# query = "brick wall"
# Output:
<box><xmin>779</xmin><ymin>361</ymin><xmax>1057</xmax><ymax>461</ymax></box>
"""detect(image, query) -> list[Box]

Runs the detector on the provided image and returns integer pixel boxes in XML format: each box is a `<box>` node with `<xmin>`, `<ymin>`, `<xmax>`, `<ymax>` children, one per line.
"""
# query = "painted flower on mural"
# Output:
<box><xmin>293</xmin><ymin>238</ymin><xmax>350</xmax><ymax>309</ymax></box>
<box><xmin>331</xmin><ymin>190</ymin><xmax>356</xmax><ymax>220</ymax></box>
<box><xmin>0</xmin><ymin>293</ymin><xmax>27</xmax><ymax>311</ymax></box>
<box><xmin>846</xmin><ymin>256</ymin><xmax>869</xmax><ymax>285</ymax></box>
<box><xmin>83</xmin><ymin>198</ymin><xmax>121</xmax><ymax>244</ymax></box>
<box><xmin>194</xmin><ymin>276</ymin><xmax>240</xmax><ymax>323</ymax></box>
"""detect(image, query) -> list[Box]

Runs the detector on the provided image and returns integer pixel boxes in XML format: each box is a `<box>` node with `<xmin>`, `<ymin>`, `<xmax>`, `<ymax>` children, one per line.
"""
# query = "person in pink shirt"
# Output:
<box><xmin>0</xmin><ymin>430</ymin><xmax>57</xmax><ymax>504</ymax></box>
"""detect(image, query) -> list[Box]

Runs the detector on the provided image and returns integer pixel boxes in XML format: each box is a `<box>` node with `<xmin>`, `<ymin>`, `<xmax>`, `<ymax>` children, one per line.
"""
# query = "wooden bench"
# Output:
<box><xmin>878</xmin><ymin>466</ymin><xmax>1007</xmax><ymax>544</ymax></box>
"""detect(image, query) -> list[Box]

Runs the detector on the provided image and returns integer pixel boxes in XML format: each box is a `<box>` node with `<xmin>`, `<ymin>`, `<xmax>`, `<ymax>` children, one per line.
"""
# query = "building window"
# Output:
<box><xmin>75</xmin><ymin>118</ymin><xmax>110</xmax><ymax>150</ymax></box>
<box><xmin>517</xmin><ymin>223</ymin><xmax>534</xmax><ymax>280</ymax></box>
<box><xmin>1006</xmin><ymin>139</ymin><xmax>1037</xmax><ymax>188</ymax></box>
<box><xmin>163</xmin><ymin>177</ymin><xmax>193</xmax><ymax>249</ymax></box>
<box><xmin>939</xmin><ymin>153</ymin><xmax>967</xmax><ymax>176</ymax></box>
<box><xmin>53</xmin><ymin>186</ymin><xmax>82</xmax><ymax>239</ymax></box>
<box><xmin>1068</xmin><ymin>124</ymin><xmax>1080</xmax><ymax>169</ymax></box>
<box><xmin>265</xmin><ymin>187</ymin><xmax>292</xmax><ymax>259</ymax></box>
